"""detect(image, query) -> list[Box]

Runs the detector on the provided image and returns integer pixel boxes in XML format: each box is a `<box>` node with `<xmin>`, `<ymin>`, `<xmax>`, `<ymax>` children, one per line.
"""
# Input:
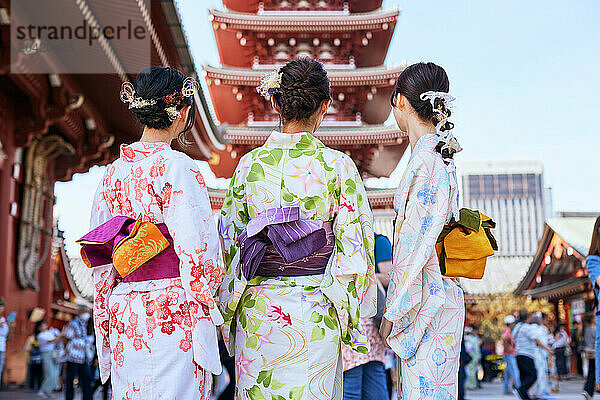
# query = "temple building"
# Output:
<box><xmin>0</xmin><ymin>0</ymin><xmax>223</xmax><ymax>383</ymax></box>
<box><xmin>515</xmin><ymin>212</ymin><xmax>598</xmax><ymax>327</ymax></box>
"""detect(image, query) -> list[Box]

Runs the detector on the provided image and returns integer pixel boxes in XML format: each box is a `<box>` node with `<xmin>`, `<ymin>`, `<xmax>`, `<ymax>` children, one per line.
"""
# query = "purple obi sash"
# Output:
<box><xmin>237</xmin><ymin>207</ymin><xmax>334</xmax><ymax>281</ymax></box>
<box><xmin>77</xmin><ymin>216</ymin><xmax>180</xmax><ymax>283</ymax></box>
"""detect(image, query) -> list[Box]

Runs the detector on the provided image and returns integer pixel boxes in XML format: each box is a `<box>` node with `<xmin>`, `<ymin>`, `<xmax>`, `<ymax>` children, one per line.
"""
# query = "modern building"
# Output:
<box><xmin>458</xmin><ymin>161</ymin><xmax>551</xmax><ymax>294</ymax></box>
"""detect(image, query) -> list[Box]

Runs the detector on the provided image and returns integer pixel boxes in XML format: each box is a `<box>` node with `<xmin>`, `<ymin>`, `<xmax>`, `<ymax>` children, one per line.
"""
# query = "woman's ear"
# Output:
<box><xmin>320</xmin><ymin>99</ymin><xmax>331</xmax><ymax>116</ymax></box>
<box><xmin>271</xmin><ymin>97</ymin><xmax>281</xmax><ymax>114</ymax></box>
<box><xmin>395</xmin><ymin>93</ymin><xmax>405</xmax><ymax>109</ymax></box>
<box><xmin>181</xmin><ymin>105</ymin><xmax>191</xmax><ymax>121</ymax></box>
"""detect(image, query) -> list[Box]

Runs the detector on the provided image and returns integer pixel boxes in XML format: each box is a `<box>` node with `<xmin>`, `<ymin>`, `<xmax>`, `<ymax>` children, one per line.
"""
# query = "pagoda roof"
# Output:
<box><xmin>208</xmin><ymin>187</ymin><xmax>396</xmax><ymax>210</ymax></box>
<box><xmin>209</xmin><ymin>8</ymin><xmax>399</xmax><ymax>32</ymax></box>
<box><xmin>204</xmin><ymin>64</ymin><xmax>404</xmax><ymax>86</ymax></box>
<box><xmin>224</xmin><ymin>125</ymin><xmax>406</xmax><ymax>146</ymax></box>
<box><xmin>222</xmin><ymin>0</ymin><xmax>384</xmax><ymax>14</ymax></box>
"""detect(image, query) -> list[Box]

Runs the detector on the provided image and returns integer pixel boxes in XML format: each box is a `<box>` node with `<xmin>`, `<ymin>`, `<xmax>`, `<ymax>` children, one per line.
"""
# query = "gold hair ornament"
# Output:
<box><xmin>120</xmin><ymin>82</ymin><xmax>157</xmax><ymax>109</ymax></box>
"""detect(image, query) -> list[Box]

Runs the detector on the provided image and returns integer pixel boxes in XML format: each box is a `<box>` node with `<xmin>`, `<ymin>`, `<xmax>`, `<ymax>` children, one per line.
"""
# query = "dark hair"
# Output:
<box><xmin>131</xmin><ymin>66</ymin><xmax>196</xmax><ymax>141</ymax></box>
<box><xmin>518</xmin><ymin>309</ymin><xmax>528</xmax><ymax>322</ymax></box>
<box><xmin>34</xmin><ymin>320</ymin><xmax>45</xmax><ymax>336</ymax></box>
<box><xmin>272</xmin><ymin>59</ymin><xmax>331</xmax><ymax>123</ymax></box>
<box><xmin>589</xmin><ymin>216</ymin><xmax>600</xmax><ymax>257</ymax></box>
<box><xmin>391</xmin><ymin>62</ymin><xmax>456</xmax><ymax>157</ymax></box>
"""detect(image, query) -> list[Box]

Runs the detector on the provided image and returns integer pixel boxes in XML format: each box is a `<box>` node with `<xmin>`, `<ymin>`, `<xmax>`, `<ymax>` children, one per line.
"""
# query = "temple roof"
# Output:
<box><xmin>204</xmin><ymin>64</ymin><xmax>404</xmax><ymax>86</ymax></box>
<box><xmin>209</xmin><ymin>8</ymin><xmax>399</xmax><ymax>31</ymax></box>
<box><xmin>222</xmin><ymin>0</ymin><xmax>384</xmax><ymax>14</ymax></box>
<box><xmin>209</xmin><ymin>187</ymin><xmax>395</xmax><ymax>210</ymax></box>
<box><xmin>1</xmin><ymin>0</ymin><xmax>225</xmax><ymax>181</ymax></box>
<box><xmin>203</xmin><ymin>65</ymin><xmax>403</xmax><ymax>126</ymax></box>
<box><xmin>224</xmin><ymin>125</ymin><xmax>406</xmax><ymax>146</ymax></box>
<box><xmin>514</xmin><ymin>217</ymin><xmax>596</xmax><ymax>296</ymax></box>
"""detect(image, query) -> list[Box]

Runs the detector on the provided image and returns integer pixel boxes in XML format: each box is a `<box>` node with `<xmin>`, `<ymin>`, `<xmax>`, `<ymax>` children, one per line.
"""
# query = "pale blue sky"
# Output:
<box><xmin>55</xmin><ymin>0</ymin><xmax>600</xmax><ymax>256</ymax></box>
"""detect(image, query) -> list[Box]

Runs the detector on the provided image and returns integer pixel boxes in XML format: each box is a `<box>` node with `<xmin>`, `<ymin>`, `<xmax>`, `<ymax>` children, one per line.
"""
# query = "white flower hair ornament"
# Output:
<box><xmin>257</xmin><ymin>70</ymin><xmax>282</xmax><ymax>99</ymax></box>
<box><xmin>420</xmin><ymin>90</ymin><xmax>462</xmax><ymax>158</ymax></box>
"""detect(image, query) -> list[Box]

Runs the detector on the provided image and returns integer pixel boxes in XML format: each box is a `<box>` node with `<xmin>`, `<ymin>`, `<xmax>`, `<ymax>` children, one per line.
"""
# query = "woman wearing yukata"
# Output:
<box><xmin>77</xmin><ymin>66</ymin><xmax>223</xmax><ymax>399</ymax></box>
<box><xmin>218</xmin><ymin>59</ymin><xmax>377</xmax><ymax>400</ymax></box>
<box><xmin>379</xmin><ymin>62</ymin><xmax>465</xmax><ymax>399</ymax></box>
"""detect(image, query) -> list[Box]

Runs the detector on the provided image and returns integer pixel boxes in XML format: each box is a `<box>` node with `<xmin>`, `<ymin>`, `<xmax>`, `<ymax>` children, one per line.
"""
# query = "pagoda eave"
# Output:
<box><xmin>222</xmin><ymin>0</ymin><xmax>384</xmax><ymax>14</ymax></box>
<box><xmin>224</xmin><ymin>125</ymin><xmax>407</xmax><ymax>146</ymax></box>
<box><xmin>210</xmin><ymin>8</ymin><xmax>399</xmax><ymax>31</ymax></box>
<box><xmin>204</xmin><ymin>65</ymin><xmax>402</xmax><ymax>125</ymax></box>
<box><xmin>208</xmin><ymin>187</ymin><xmax>395</xmax><ymax>210</ymax></box>
<box><xmin>204</xmin><ymin>65</ymin><xmax>404</xmax><ymax>86</ymax></box>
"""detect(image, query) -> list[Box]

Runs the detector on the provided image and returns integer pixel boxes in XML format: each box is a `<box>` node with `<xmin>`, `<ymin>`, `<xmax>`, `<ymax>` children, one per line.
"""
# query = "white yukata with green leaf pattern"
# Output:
<box><xmin>218</xmin><ymin>131</ymin><xmax>377</xmax><ymax>400</ymax></box>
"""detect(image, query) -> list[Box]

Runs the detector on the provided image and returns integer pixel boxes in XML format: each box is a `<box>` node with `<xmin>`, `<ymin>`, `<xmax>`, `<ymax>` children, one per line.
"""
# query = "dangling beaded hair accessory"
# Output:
<box><xmin>420</xmin><ymin>91</ymin><xmax>462</xmax><ymax>160</ymax></box>
<box><xmin>120</xmin><ymin>76</ymin><xmax>199</xmax><ymax>121</ymax></box>
<box><xmin>257</xmin><ymin>70</ymin><xmax>282</xmax><ymax>99</ymax></box>
<box><xmin>420</xmin><ymin>90</ymin><xmax>462</xmax><ymax>221</ymax></box>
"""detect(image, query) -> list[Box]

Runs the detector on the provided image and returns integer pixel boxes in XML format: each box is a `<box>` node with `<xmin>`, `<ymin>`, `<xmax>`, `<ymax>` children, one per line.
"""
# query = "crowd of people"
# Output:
<box><xmin>453</xmin><ymin>310</ymin><xmax>599</xmax><ymax>400</ymax></box>
<box><xmin>0</xmin><ymin>304</ymin><xmax>110</xmax><ymax>400</ymax></box>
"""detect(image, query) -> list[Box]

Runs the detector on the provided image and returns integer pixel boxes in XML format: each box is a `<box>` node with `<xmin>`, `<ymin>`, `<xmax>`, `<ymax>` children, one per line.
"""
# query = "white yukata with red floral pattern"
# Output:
<box><xmin>89</xmin><ymin>141</ymin><xmax>223</xmax><ymax>400</ymax></box>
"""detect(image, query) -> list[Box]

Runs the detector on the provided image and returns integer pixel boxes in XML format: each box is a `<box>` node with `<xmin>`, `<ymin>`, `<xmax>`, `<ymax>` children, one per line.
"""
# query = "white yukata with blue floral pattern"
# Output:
<box><xmin>385</xmin><ymin>134</ymin><xmax>465</xmax><ymax>400</ymax></box>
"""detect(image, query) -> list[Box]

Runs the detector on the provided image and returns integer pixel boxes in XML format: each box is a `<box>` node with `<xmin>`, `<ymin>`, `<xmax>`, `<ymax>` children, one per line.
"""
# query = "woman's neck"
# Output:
<box><xmin>282</xmin><ymin>119</ymin><xmax>316</xmax><ymax>134</ymax></box>
<box><xmin>140</xmin><ymin>127</ymin><xmax>174</xmax><ymax>144</ymax></box>
<box><xmin>407</xmin><ymin>118</ymin><xmax>437</xmax><ymax>151</ymax></box>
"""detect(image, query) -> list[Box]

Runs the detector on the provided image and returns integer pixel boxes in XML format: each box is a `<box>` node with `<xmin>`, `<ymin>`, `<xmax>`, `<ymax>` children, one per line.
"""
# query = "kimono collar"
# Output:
<box><xmin>120</xmin><ymin>141</ymin><xmax>171</xmax><ymax>162</ymax></box>
<box><xmin>410</xmin><ymin>133</ymin><xmax>438</xmax><ymax>158</ymax></box>
<box><xmin>264</xmin><ymin>130</ymin><xmax>322</xmax><ymax>150</ymax></box>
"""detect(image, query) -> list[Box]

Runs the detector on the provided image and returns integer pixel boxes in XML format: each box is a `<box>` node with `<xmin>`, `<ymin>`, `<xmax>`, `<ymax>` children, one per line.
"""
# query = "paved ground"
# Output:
<box><xmin>463</xmin><ymin>378</ymin><xmax>588</xmax><ymax>400</ymax></box>
<box><xmin>0</xmin><ymin>378</ymin><xmax>589</xmax><ymax>399</ymax></box>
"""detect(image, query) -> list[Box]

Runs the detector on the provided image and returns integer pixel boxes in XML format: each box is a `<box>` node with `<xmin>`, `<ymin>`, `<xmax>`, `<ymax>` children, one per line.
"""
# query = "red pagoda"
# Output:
<box><xmin>204</xmin><ymin>0</ymin><xmax>408</xmax><ymax>180</ymax></box>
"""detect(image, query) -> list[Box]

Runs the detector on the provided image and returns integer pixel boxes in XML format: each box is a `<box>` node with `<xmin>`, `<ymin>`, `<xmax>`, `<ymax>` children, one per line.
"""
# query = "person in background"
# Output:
<box><xmin>574</xmin><ymin>315</ymin><xmax>585</xmax><ymax>377</ymax></box>
<box><xmin>530</xmin><ymin>312</ymin><xmax>551</xmax><ymax>398</ymax></box>
<box><xmin>502</xmin><ymin>315</ymin><xmax>520</xmax><ymax>395</ymax></box>
<box><xmin>341</xmin><ymin>232</ymin><xmax>390</xmax><ymax>400</ymax></box>
<box><xmin>582</xmin><ymin>315</ymin><xmax>596</xmax><ymax>399</ymax></box>
<box><xmin>24</xmin><ymin>322</ymin><xmax>43</xmax><ymax>393</ymax></box>
<box><xmin>37</xmin><ymin>320</ymin><xmax>61</xmax><ymax>397</ymax></box>
<box><xmin>0</xmin><ymin>297</ymin><xmax>13</xmax><ymax>390</ymax></box>
<box><xmin>464</xmin><ymin>325</ymin><xmax>481</xmax><ymax>391</ymax></box>
<box><xmin>553</xmin><ymin>324</ymin><xmax>571</xmax><ymax>380</ymax></box>
<box><xmin>88</xmin><ymin>314</ymin><xmax>109</xmax><ymax>400</ymax></box>
<box><xmin>513</xmin><ymin>310</ymin><xmax>553</xmax><ymax>400</ymax></box>
<box><xmin>373</xmin><ymin>232</ymin><xmax>396</xmax><ymax>399</ymax></box>
<box><xmin>584</xmin><ymin>216</ymin><xmax>600</xmax><ymax>396</ymax></box>
<box><xmin>480</xmin><ymin>337</ymin><xmax>495</xmax><ymax>384</ymax></box>
<box><xmin>62</xmin><ymin>306</ymin><xmax>92</xmax><ymax>400</ymax></box>
<box><xmin>458</xmin><ymin>336</ymin><xmax>472</xmax><ymax>400</ymax></box>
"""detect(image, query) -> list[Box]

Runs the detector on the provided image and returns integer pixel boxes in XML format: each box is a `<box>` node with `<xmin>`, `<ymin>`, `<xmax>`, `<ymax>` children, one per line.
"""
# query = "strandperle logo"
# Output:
<box><xmin>10</xmin><ymin>0</ymin><xmax>151</xmax><ymax>74</ymax></box>
<box><xmin>15</xmin><ymin>19</ymin><xmax>147</xmax><ymax>47</ymax></box>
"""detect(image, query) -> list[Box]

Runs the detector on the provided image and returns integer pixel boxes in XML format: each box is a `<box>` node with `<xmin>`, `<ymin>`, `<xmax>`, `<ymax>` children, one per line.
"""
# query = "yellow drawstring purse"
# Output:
<box><xmin>435</xmin><ymin>208</ymin><xmax>498</xmax><ymax>279</ymax></box>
